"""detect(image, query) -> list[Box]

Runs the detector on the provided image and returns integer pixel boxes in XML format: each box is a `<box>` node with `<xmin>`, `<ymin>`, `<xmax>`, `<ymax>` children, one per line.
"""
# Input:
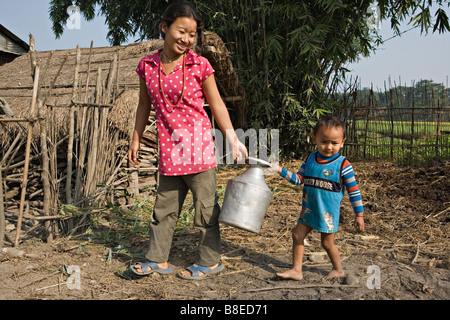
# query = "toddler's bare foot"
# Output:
<box><xmin>325</xmin><ymin>269</ymin><xmax>345</xmax><ymax>280</ymax></box>
<box><xmin>276</xmin><ymin>269</ymin><xmax>303</xmax><ymax>281</ymax></box>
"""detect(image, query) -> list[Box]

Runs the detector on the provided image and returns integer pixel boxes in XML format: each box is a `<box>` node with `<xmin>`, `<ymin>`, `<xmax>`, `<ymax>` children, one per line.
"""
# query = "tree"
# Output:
<box><xmin>49</xmin><ymin>0</ymin><xmax>450</xmax><ymax>156</ymax></box>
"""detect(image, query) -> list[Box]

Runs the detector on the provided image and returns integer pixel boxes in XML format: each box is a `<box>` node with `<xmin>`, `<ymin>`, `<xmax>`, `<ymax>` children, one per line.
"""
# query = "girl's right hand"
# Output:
<box><xmin>228</xmin><ymin>135</ymin><xmax>248</xmax><ymax>162</ymax></box>
<box><xmin>128</xmin><ymin>140</ymin><xmax>140</xmax><ymax>165</ymax></box>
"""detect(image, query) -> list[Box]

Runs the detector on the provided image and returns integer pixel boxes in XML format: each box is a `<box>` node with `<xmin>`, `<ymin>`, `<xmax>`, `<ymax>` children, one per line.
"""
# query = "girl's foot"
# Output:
<box><xmin>178</xmin><ymin>263</ymin><xmax>220</xmax><ymax>278</ymax></box>
<box><xmin>133</xmin><ymin>261</ymin><xmax>169</xmax><ymax>274</ymax></box>
<box><xmin>276</xmin><ymin>269</ymin><xmax>303</xmax><ymax>281</ymax></box>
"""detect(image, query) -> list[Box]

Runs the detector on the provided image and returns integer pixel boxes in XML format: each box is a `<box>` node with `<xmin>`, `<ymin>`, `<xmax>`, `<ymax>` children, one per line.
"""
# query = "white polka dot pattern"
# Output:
<box><xmin>136</xmin><ymin>49</ymin><xmax>216</xmax><ymax>176</ymax></box>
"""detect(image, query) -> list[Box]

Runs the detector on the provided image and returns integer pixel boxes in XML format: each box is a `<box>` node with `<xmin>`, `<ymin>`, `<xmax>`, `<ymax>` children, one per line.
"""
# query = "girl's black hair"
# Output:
<box><xmin>159</xmin><ymin>2</ymin><xmax>204</xmax><ymax>49</ymax></box>
<box><xmin>313</xmin><ymin>115</ymin><xmax>346</xmax><ymax>137</ymax></box>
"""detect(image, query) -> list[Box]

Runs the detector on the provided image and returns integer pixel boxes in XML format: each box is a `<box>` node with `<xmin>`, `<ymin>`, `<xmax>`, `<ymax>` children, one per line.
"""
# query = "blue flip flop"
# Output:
<box><xmin>129</xmin><ymin>261</ymin><xmax>173</xmax><ymax>276</ymax></box>
<box><xmin>178</xmin><ymin>263</ymin><xmax>225</xmax><ymax>280</ymax></box>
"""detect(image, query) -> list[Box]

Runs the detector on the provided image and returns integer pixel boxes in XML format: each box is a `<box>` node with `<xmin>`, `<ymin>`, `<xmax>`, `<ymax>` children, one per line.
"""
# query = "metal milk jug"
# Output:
<box><xmin>219</xmin><ymin>157</ymin><xmax>273</xmax><ymax>233</ymax></box>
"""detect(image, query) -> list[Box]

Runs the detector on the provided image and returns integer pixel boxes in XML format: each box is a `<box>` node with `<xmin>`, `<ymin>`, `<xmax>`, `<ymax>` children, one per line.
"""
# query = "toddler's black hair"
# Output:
<box><xmin>313</xmin><ymin>115</ymin><xmax>346</xmax><ymax>137</ymax></box>
<box><xmin>159</xmin><ymin>2</ymin><xmax>204</xmax><ymax>49</ymax></box>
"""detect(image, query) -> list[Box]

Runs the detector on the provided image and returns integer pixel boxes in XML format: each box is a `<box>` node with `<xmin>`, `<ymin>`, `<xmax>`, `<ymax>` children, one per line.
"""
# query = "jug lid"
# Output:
<box><xmin>247</xmin><ymin>156</ymin><xmax>271</xmax><ymax>168</ymax></box>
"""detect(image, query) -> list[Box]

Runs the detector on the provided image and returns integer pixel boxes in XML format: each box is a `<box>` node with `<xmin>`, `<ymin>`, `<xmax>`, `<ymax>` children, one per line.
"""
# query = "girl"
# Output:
<box><xmin>128</xmin><ymin>2</ymin><xmax>247</xmax><ymax>280</ymax></box>
<box><xmin>272</xmin><ymin>115</ymin><xmax>364</xmax><ymax>280</ymax></box>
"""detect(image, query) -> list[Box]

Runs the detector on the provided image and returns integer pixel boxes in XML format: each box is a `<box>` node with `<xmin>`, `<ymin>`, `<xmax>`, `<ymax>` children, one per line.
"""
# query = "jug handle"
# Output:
<box><xmin>246</xmin><ymin>156</ymin><xmax>272</xmax><ymax>168</ymax></box>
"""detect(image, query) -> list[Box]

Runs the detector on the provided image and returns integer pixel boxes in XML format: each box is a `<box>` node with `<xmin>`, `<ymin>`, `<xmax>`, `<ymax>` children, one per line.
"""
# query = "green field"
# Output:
<box><xmin>343</xmin><ymin>120</ymin><xmax>450</xmax><ymax>164</ymax></box>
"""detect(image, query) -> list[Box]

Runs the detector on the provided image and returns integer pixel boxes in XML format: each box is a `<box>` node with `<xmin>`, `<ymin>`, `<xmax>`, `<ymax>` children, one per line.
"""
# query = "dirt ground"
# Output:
<box><xmin>1</xmin><ymin>160</ymin><xmax>449</xmax><ymax>303</ymax></box>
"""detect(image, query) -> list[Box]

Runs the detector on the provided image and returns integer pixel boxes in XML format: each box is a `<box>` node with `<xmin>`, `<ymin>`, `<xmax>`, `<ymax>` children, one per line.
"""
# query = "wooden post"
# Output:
<box><xmin>38</xmin><ymin>99</ymin><xmax>53</xmax><ymax>242</ymax></box>
<box><xmin>85</xmin><ymin>66</ymin><xmax>102</xmax><ymax>196</ymax></box>
<box><xmin>389</xmin><ymin>88</ymin><xmax>394</xmax><ymax>161</ymax></box>
<box><xmin>66</xmin><ymin>46</ymin><xmax>81</xmax><ymax>205</ymax></box>
<box><xmin>363</xmin><ymin>94</ymin><xmax>370</xmax><ymax>159</ymax></box>
<box><xmin>0</xmin><ymin>165</ymin><xmax>4</xmax><ymax>247</ymax></box>
<box><xmin>436</xmin><ymin>96</ymin><xmax>441</xmax><ymax>159</ymax></box>
<box><xmin>29</xmin><ymin>34</ymin><xmax>37</xmax><ymax>80</ymax></box>
<box><xmin>96</xmin><ymin>53</ymin><xmax>118</xmax><ymax>188</ymax></box>
<box><xmin>15</xmin><ymin>65</ymin><xmax>40</xmax><ymax>246</ymax></box>
<box><xmin>74</xmin><ymin>41</ymin><xmax>94</xmax><ymax>202</ymax></box>
<box><xmin>409</xmin><ymin>86</ymin><xmax>415</xmax><ymax>166</ymax></box>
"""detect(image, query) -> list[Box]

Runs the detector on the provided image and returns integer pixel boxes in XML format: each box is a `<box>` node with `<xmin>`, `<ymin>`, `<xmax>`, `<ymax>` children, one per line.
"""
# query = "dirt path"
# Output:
<box><xmin>1</xmin><ymin>161</ymin><xmax>449</xmax><ymax>302</ymax></box>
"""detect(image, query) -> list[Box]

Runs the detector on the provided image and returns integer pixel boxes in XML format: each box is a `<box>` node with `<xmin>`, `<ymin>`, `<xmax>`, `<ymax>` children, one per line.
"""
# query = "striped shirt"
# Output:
<box><xmin>280</xmin><ymin>153</ymin><xmax>364</xmax><ymax>214</ymax></box>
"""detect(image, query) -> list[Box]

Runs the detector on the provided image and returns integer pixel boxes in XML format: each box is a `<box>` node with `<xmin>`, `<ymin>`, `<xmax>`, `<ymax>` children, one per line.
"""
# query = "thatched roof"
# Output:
<box><xmin>0</xmin><ymin>31</ymin><xmax>245</xmax><ymax>142</ymax></box>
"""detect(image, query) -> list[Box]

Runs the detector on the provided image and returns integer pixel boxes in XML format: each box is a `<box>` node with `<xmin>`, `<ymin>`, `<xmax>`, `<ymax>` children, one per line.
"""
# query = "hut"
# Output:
<box><xmin>0</xmin><ymin>24</ymin><xmax>29</xmax><ymax>66</ymax></box>
<box><xmin>0</xmin><ymin>31</ymin><xmax>245</xmax><ymax>244</ymax></box>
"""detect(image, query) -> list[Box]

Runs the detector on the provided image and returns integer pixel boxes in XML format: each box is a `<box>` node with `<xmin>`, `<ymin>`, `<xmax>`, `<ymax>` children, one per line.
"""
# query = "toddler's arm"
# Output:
<box><xmin>342</xmin><ymin>160</ymin><xmax>364</xmax><ymax>214</ymax></box>
<box><xmin>271</xmin><ymin>160</ymin><xmax>307</xmax><ymax>186</ymax></box>
<box><xmin>342</xmin><ymin>160</ymin><xmax>365</xmax><ymax>232</ymax></box>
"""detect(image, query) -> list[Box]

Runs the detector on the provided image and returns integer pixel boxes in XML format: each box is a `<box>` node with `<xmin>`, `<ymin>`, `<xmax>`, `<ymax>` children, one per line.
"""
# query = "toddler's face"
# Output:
<box><xmin>312</xmin><ymin>125</ymin><xmax>346</xmax><ymax>158</ymax></box>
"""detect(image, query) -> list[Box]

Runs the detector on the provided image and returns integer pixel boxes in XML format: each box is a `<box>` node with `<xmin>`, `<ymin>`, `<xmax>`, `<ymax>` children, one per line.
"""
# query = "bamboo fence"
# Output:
<box><xmin>0</xmin><ymin>38</ymin><xmax>162</xmax><ymax>246</ymax></box>
<box><xmin>338</xmin><ymin>84</ymin><xmax>450</xmax><ymax>165</ymax></box>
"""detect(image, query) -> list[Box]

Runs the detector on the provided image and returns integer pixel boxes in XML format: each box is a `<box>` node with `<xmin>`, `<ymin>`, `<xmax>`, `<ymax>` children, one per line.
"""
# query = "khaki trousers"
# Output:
<box><xmin>145</xmin><ymin>168</ymin><xmax>221</xmax><ymax>266</ymax></box>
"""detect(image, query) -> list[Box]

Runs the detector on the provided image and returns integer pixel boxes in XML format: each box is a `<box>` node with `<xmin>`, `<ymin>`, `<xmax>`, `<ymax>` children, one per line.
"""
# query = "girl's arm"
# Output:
<box><xmin>202</xmin><ymin>74</ymin><xmax>248</xmax><ymax>161</ymax></box>
<box><xmin>128</xmin><ymin>78</ymin><xmax>152</xmax><ymax>165</ymax></box>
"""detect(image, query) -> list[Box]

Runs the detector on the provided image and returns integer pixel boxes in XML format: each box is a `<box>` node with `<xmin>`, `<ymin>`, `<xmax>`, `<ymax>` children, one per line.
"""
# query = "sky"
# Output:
<box><xmin>1</xmin><ymin>1</ymin><xmax>449</xmax><ymax>91</ymax></box>
<box><xmin>346</xmin><ymin>9</ymin><xmax>450</xmax><ymax>90</ymax></box>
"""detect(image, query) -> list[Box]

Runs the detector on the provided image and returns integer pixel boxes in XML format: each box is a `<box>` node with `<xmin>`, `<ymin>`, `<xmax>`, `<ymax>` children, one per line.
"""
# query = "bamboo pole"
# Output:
<box><xmin>66</xmin><ymin>46</ymin><xmax>81</xmax><ymax>205</ymax></box>
<box><xmin>436</xmin><ymin>96</ymin><xmax>441</xmax><ymax>159</ymax></box>
<box><xmin>43</xmin><ymin>53</ymin><xmax>69</xmax><ymax>105</ymax></box>
<box><xmin>74</xmin><ymin>41</ymin><xmax>94</xmax><ymax>202</ymax></box>
<box><xmin>388</xmin><ymin>88</ymin><xmax>394</xmax><ymax>161</ymax></box>
<box><xmin>0</xmin><ymin>165</ymin><xmax>4</xmax><ymax>247</ymax></box>
<box><xmin>85</xmin><ymin>66</ymin><xmax>102</xmax><ymax>197</ymax></box>
<box><xmin>14</xmin><ymin>65</ymin><xmax>40</xmax><ymax>247</ymax></box>
<box><xmin>409</xmin><ymin>86</ymin><xmax>415</xmax><ymax>165</ymax></box>
<box><xmin>84</xmin><ymin>41</ymin><xmax>94</xmax><ymax>101</ymax></box>
<box><xmin>29</xmin><ymin>34</ymin><xmax>37</xmax><ymax>80</ymax></box>
<box><xmin>96</xmin><ymin>53</ymin><xmax>118</xmax><ymax>187</ymax></box>
<box><xmin>37</xmin><ymin>99</ymin><xmax>53</xmax><ymax>242</ymax></box>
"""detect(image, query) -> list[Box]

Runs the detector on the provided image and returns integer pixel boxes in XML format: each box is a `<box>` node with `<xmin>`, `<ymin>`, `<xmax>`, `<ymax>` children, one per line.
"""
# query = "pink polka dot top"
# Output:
<box><xmin>136</xmin><ymin>48</ymin><xmax>216</xmax><ymax>176</ymax></box>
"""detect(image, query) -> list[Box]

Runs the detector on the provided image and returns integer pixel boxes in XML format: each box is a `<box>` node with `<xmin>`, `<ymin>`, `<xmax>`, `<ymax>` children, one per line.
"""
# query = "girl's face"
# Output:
<box><xmin>161</xmin><ymin>17</ymin><xmax>197</xmax><ymax>56</ymax></box>
<box><xmin>312</xmin><ymin>125</ymin><xmax>346</xmax><ymax>158</ymax></box>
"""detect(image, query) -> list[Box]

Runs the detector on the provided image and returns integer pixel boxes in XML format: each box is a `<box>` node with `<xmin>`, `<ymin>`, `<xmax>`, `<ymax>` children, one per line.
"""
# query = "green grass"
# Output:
<box><xmin>345</xmin><ymin>120</ymin><xmax>450</xmax><ymax>164</ymax></box>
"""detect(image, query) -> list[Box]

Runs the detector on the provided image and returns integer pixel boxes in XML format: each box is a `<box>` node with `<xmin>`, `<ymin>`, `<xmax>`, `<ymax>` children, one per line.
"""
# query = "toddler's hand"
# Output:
<box><xmin>354</xmin><ymin>215</ymin><xmax>364</xmax><ymax>233</ymax></box>
<box><xmin>264</xmin><ymin>162</ymin><xmax>280</xmax><ymax>175</ymax></box>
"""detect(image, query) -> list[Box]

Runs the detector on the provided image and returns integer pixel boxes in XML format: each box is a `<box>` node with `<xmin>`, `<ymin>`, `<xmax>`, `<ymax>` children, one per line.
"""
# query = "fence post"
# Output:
<box><xmin>389</xmin><ymin>89</ymin><xmax>394</xmax><ymax>161</ymax></box>
<box><xmin>0</xmin><ymin>165</ymin><xmax>4</xmax><ymax>247</ymax></box>
<box><xmin>15</xmin><ymin>65</ymin><xmax>40</xmax><ymax>246</ymax></box>
<box><xmin>409</xmin><ymin>87</ymin><xmax>415</xmax><ymax>166</ymax></box>
<box><xmin>436</xmin><ymin>96</ymin><xmax>441</xmax><ymax>159</ymax></box>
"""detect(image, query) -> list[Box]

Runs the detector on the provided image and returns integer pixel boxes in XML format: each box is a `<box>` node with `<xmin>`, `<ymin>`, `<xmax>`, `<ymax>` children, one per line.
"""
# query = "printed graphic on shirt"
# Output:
<box><xmin>303</xmin><ymin>176</ymin><xmax>342</xmax><ymax>192</ymax></box>
<box><xmin>323</xmin><ymin>211</ymin><xmax>335</xmax><ymax>232</ymax></box>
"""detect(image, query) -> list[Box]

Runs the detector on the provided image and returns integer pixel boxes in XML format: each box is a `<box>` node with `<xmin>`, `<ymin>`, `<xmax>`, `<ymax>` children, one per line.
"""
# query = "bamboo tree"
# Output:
<box><xmin>48</xmin><ymin>0</ymin><xmax>450</xmax><ymax>155</ymax></box>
